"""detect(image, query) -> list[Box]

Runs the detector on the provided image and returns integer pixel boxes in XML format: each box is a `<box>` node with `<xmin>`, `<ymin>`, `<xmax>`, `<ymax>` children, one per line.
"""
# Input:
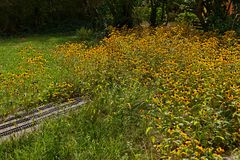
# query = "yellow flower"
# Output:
<box><xmin>196</xmin><ymin>145</ymin><xmax>205</xmax><ymax>152</ymax></box>
<box><xmin>195</xmin><ymin>151</ymin><xmax>200</xmax><ymax>156</ymax></box>
<box><xmin>216</xmin><ymin>147</ymin><xmax>224</xmax><ymax>153</ymax></box>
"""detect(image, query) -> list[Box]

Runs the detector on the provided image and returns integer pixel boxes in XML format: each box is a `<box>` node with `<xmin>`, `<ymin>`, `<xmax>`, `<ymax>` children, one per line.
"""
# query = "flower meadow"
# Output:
<box><xmin>0</xmin><ymin>25</ymin><xmax>240</xmax><ymax>159</ymax></box>
<box><xmin>0</xmin><ymin>45</ymin><xmax>75</xmax><ymax>116</ymax></box>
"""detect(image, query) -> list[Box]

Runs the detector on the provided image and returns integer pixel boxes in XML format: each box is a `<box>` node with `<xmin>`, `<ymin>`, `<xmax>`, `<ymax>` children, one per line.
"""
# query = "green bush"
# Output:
<box><xmin>176</xmin><ymin>11</ymin><xmax>198</xmax><ymax>25</ymax></box>
<box><xmin>76</xmin><ymin>27</ymin><xmax>94</xmax><ymax>41</ymax></box>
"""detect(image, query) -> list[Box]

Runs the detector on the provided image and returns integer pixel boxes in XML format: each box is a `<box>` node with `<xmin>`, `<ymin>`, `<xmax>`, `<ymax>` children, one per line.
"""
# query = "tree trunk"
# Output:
<box><xmin>195</xmin><ymin>0</ymin><xmax>208</xmax><ymax>31</ymax></box>
<box><xmin>160</xmin><ymin>1</ymin><xmax>165</xmax><ymax>22</ymax></box>
<box><xmin>150</xmin><ymin>0</ymin><xmax>158</xmax><ymax>27</ymax></box>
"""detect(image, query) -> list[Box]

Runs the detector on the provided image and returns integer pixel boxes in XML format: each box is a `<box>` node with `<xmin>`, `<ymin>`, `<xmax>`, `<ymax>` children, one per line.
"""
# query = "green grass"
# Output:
<box><xmin>0</xmin><ymin>83</ymin><xmax>152</xmax><ymax>160</ymax></box>
<box><xmin>0</xmin><ymin>32</ymin><xmax>152</xmax><ymax>159</ymax></box>
<box><xmin>0</xmin><ymin>33</ymin><xmax>78</xmax><ymax>72</ymax></box>
<box><xmin>0</xmin><ymin>32</ymin><xmax>100</xmax><ymax>115</ymax></box>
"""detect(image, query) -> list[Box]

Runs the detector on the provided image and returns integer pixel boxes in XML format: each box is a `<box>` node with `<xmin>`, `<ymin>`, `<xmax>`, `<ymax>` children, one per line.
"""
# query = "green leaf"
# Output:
<box><xmin>215</xmin><ymin>136</ymin><xmax>225</xmax><ymax>141</ymax></box>
<box><xmin>146</xmin><ymin>127</ymin><xmax>153</xmax><ymax>135</ymax></box>
<box><xmin>151</xmin><ymin>136</ymin><xmax>156</xmax><ymax>144</ymax></box>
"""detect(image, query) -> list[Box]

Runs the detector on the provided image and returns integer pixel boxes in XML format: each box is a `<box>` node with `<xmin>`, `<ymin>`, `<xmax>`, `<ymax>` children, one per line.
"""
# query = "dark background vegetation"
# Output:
<box><xmin>0</xmin><ymin>0</ymin><xmax>240</xmax><ymax>35</ymax></box>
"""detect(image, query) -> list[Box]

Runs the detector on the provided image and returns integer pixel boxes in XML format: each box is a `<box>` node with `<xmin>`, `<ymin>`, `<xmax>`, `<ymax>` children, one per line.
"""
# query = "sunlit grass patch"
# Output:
<box><xmin>0</xmin><ymin>34</ymin><xmax>80</xmax><ymax>116</ymax></box>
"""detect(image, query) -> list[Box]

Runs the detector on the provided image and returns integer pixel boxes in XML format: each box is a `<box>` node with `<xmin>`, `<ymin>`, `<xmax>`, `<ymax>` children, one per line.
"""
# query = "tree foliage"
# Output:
<box><xmin>188</xmin><ymin>0</ymin><xmax>240</xmax><ymax>31</ymax></box>
<box><xmin>0</xmin><ymin>0</ymin><xmax>104</xmax><ymax>34</ymax></box>
<box><xmin>0</xmin><ymin>0</ymin><xmax>240</xmax><ymax>34</ymax></box>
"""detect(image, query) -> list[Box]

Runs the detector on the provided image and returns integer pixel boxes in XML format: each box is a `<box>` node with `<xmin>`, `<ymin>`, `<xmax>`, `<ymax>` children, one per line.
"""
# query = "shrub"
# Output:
<box><xmin>176</xmin><ymin>11</ymin><xmax>198</xmax><ymax>25</ymax></box>
<box><xmin>76</xmin><ymin>27</ymin><xmax>94</xmax><ymax>41</ymax></box>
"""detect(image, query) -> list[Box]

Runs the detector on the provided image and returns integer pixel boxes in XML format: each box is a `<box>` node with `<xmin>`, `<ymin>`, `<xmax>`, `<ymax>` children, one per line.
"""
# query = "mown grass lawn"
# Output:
<box><xmin>0</xmin><ymin>26</ymin><xmax>239</xmax><ymax>159</ymax></box>
<box><xmin>0</xmin><ymin>34</ymin><xmax>78</xmax><ymax>72</ymax></box>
